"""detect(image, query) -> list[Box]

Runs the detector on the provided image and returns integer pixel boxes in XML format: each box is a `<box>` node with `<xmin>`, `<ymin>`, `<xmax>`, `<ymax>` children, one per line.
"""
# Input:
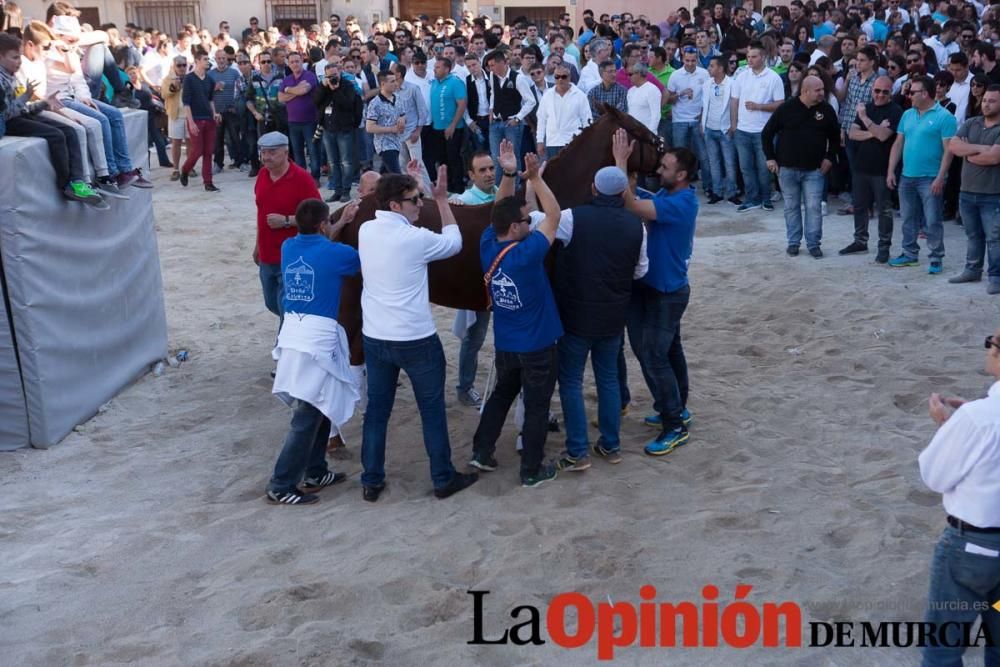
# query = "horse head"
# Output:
<box><xmin>599</xmin><ymin>103</ymin><xmax>666</xmax><ymax>175</ymax></box>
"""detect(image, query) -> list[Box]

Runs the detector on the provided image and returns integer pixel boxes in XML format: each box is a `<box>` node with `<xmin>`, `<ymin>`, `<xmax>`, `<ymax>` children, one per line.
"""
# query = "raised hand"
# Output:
<box><xmin>431</xmin><ymin>164</ymin><xmax>449</xmax><ymax>199</ymax></box>
<box><xmin>520</xmin><ymin>152</ymin><xmax>541</xmax><ymax>180</ymax></box>
<box><xmin>612</xmin><ymin>128</ymin><xmax>635</xmax><ymax>168</ymax></box>
<box><xmin>406</xmin><ymin>158</ymin><xmax>423</xmax><ymax>184</ymax></box>
<box><xmin>498</xmin><ymin>138</ymin><xmax>517</xmax><ymax>174</ymax></box>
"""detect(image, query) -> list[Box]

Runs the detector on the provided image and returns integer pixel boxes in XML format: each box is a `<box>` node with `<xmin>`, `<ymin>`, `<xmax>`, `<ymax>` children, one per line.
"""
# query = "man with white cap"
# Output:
<box><xmin>553</xmin><ymin>166</ymin><xmax>648</xmax><ymax>471</ymax></box>
<box><xmin>253</xmin><ymin>131</ymin><xmax>322</xmax><ymax>335</ymax></box>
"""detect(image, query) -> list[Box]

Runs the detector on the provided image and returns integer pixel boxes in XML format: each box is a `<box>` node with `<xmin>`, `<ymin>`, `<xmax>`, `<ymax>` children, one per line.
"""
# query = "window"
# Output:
<box><xmin>266</xmin><ymin>0</ymin><xmax>320</xmax><ymax>33</ymax></box>
<box><xmin>124</xmin><ymin>1</ymin><xmax>201</xmax><ymax>35</ymax></box>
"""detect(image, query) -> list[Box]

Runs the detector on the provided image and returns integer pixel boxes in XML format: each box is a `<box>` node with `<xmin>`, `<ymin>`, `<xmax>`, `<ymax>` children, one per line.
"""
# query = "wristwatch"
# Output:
<box><xmin>284</xmin><ymin>215</ymin><xmax>291</xmax><ymax>227</ymax></box>
<box><xmin>503</xmin><ymin>170</ymin><xmax>518</xmax><ymax>178</ymax></box>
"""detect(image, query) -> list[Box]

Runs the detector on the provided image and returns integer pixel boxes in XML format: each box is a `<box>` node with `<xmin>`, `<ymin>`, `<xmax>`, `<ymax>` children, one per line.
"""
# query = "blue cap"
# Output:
<box><xmin>594</xmin><ymin>166</ymin><xmax>628</xmax><ymax>195</ymax></box>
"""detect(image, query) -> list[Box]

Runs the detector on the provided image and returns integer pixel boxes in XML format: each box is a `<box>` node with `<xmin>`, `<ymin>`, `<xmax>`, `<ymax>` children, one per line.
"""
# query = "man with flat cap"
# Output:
<box><xmin>254</xmin><ymin>131</ymin><xmax>322</xmax><ymax>337</ymax></box>
<box><xmin>552</xmin><ymin>166</ymin><xmax>648</xmax><ymax>472</ymax></box>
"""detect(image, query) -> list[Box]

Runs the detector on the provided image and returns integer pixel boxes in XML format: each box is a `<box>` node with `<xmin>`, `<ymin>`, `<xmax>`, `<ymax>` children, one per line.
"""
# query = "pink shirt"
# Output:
<box><xmin>616</xmin><ymin>68</ymin><xmax>665</xmax><ymax>92</ymax></box>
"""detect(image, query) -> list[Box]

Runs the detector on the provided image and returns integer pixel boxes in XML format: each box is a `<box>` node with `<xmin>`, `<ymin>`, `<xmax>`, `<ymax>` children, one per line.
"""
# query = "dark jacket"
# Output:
<box><xmin>314</xmin><ymin>79</ymin><xmax>363</xmax><ymax>132</ymax></box>
<box><xmin>761</xmin><ymin>96</ymin><xmax>840</xmax><ymax>170</ymax></box>
<box><xmin>466</xmin><ymin>73</ymin><xmax>490</xmax><ymax>118</ymax></box>
<box><xmin>554</xmin><ymin>195</ymin><xmax>644</xmax><ymax>338</ymax></box>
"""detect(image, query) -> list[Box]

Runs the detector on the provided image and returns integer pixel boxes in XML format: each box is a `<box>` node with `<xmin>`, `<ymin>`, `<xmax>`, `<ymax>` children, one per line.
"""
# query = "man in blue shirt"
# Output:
<box><xmin>266</xmin><ymin>198</ymin><xmax>361</xmax><ymax>505</ymax></box>
<box><xmin>471</xmin><ymin>153</ymin><xmax>564</xmax><ymax>488</ymax></box>
<box><xmin>427</xmin><ymin>56</ymin><xmax>468</xmax><ymax>193</ymax></box>
<box><xmin>613</xmin><ymin>129</ymin><xmax>698</xmax><ymax>456</ymax></box>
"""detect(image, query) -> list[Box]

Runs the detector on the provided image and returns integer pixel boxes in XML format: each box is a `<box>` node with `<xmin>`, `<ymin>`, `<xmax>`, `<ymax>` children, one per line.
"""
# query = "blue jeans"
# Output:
<box><xmin>778</xmin><ymin>168</ymin><xmax>825</xmax><ymax>250</ymax></box>
<box><xmin>457</xmin><ymin>310</ymin><xmax>490</xmax><ymax>394</ymax></box>
<box><xmin>288</xmin><ymin>121</ymin><xmax>321</xmax><ymax>178</ymax></box>
<box><xmin>734</xmin><ymin>130</ymin><xmax>771</xmax><ymax>206</ymax></box>
<box><xmin>378</xmin><ymin>149</ymin><xmax>401</xmax><ymax>174</ymax></box>
<box><xmin>361</xmin><ymin>334</ymin><xmax>456</xmax><ymax>489</ymax></box>
<box><xmin>958</xmin><ymin>192</ymin><xmax>1000</xmax><ymax>283</ymax></box>
<box><xmin>268</xmin><ymin>400</ymin><xmax>332</xmax><ymax>494</ymax></box>
<box><xmin>259</xmin><ymin>262</ymin><xmax>284</xmax><ymax>331</ymax></box>
<box><xmin>625</xmin><ymin>283</ymin><xmax>689</xmax><ymax>431</ymax></box>
<box><xmin>704</xmin><ymin>128</ymin><xmax>738</xmax><ymax>198</ymax></box>
<box><xmin>671</xmin><ymin>121</ymin><xmax>709</xmax><ymax>191</ymax></box>
<box><xmin>900</xmin><ymin>176</ymin><xmax>945</xmax><ymax>261</ymax></box>
<box><xmin>60</xmin><ymin>98</ymin><xmax>133</xmax><ymax>176</ymax></box>
<box><xmin>472</xmin><ymin>345</ymin><xmax>558</xmax><ymax>480</ymax></box>
<box><xmin>558</xmin><ymin>333</ymin><xmax>622</xmax><ymax>457</ymax></box>
<box><xmin>323</xmin><ymin>129</ymin><xmax>354</xmax><ymax>193</ymax></box>
<box><xmin>657</xmin><ymin>117</ymin><xmax>672</xmax><ymax>149</ymax></box>
<box><xmin>489</xmin><ymin>120</ymin><xmax>522</xmax><ymax>185</ymax></box>
<box><xmin>922</xmin><ymin>525</ymin><xmax>1000</xmax><ymax>667</ymax></box>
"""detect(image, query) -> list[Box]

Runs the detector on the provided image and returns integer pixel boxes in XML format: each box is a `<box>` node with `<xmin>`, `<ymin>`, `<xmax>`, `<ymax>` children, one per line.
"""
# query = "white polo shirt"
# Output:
<box><xmin>359</xmin><ymin>210</ymin><xmax>462</xmax><ymax>341</ymax></box>
<box><xmin>731</xmin><ymin>65</ymin><xmax>785</xmax><ymax>133</ymax></box>
<box><xmin>667</xmin><ymin>65</ymin><xmax>710</xmax><ymax>123</ymax></box>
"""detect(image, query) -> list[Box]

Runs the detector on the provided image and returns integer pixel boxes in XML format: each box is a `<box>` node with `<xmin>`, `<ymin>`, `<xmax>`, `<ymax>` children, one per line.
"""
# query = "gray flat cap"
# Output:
<box><xmin>258</xmin><ymin>131</ymin><xmax>289</xmax><ymax>149</ymax></box>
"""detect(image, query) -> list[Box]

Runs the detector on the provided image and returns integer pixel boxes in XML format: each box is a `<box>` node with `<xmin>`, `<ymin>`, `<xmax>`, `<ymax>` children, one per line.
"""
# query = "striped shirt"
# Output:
<box><xmin>208</xmin><ymin>66</ymin><xmax>241</xmax><ymax>113</ymax></box>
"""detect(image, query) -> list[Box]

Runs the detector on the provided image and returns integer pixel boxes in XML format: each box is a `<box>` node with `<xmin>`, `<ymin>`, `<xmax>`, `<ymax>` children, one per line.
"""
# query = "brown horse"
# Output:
<box><xmin>335</xmin><ymin>105</ymin><xmax>664</xmax><ymax>364</ymax></box>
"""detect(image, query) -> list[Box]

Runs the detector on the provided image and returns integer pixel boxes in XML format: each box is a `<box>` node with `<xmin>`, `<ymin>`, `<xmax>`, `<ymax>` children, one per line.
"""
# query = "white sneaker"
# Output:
<box><xmin>821</xmin><ymin>201</ymin><xmax>828</xmax><ymax>216</ymax></box>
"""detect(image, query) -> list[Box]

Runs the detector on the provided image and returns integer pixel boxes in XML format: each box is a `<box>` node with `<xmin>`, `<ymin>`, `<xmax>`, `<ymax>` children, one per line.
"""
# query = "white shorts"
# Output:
<box><xmin>168</xmin><ymin>118</ymin><xmax>188</xmax><ymax>140</ymax></box>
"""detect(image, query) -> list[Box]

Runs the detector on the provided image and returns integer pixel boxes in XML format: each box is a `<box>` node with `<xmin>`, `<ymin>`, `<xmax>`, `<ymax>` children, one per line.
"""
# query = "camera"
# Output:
<box><xmin>328</xmin><ymin>74</ymin><xmax>340</xmax><ymax>85</ymax></box>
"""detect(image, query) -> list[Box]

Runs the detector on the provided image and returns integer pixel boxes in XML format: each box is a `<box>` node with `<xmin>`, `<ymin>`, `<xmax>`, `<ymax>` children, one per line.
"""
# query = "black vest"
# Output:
<box><xmin>491</xmin><ymin>69</ymin><xmax>522</xmax><ymax>120</ymax></box>
<box><xmin>466</xmin><ymin>74</ymin><xmax>490</xmax><ymax>117</ymax></box>
<box><xmin>554</xmin><ymin>196</ymin><xmax>644</xmax><ymax>338</ymax></box>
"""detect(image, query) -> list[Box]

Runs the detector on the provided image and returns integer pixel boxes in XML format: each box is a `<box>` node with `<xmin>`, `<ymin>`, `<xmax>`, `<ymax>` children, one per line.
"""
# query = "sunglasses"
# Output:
<box><xmin>909</xmin><ymin>88</ymin><xmax>926</xmax><ymax>95</ymax></box>
<box><xmin>729</xmin><ymin>60</ymin><xmax>738</xmax><ymax>64</ymax></box>
<box><xmin>554</xmin><ymin>74</ymin><xmax>569</xmax><ymax>80</ymax></box>
<box><xmin>261</xmin><ymin>59</ymin><xmax>272</xmax><ymax>63</ymax></box>
<box><xmin>237</xmin><ymin>60</ymin><xmax>250</xmax><ymax>64</ymax></box>
<box><xmin>987</xmin><ymin>335</ymin><xmax>999</xmax><ymax>350</ymax></box>
<box><xmin>906</xmin><ymin>59</ymin><xmax>920</xmax><ymax>64</ymax></box>
<box><xmin>874</xmin><ymin>87</ymin><xmax>892</xmax><ymax>94</ymax></box>
<box><xmin>396</xmin><ymin>194</ymin><xmax>422</xmax><ymax>205</ymax></box>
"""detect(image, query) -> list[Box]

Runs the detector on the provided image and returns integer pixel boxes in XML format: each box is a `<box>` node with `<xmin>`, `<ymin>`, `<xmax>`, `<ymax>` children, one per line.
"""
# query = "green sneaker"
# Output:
<box><xmin>521</xmin><ymin>462</ymin><xmax>558</xmax><ymax>488</ymax></box>
<box><xmin>556</xmin><ymin>453</ymin><xmax>591</xmax><ymax>472</ymax></box>
<box><xmin>66</xmin><ymin>181</ymin><xmax>110</xmax><ymax>210</ymax></box>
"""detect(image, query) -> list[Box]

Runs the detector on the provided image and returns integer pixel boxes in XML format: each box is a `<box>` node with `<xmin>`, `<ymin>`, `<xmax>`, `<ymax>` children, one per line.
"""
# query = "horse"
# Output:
<box><xmin>334</xmin><ymin>105</ymin><xmax>665</xmax><ymax>365</ymax></box>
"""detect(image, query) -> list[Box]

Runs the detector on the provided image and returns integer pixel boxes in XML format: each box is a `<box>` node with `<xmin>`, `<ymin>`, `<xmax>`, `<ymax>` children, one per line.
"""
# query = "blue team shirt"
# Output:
<box><xmin>640</xmin><ymin>186</ymin><xmax>699</xmax><ymax>293</ymax></box>
<box><xmin>480</xmin><ymin>228</ymin><xmax>563</xmax><ymax>353</ymax></box>
<box><xmin>429</xmin><ymin>74</ymin><xmax>467</xmax><ymax>130</ymax></box>
<box><xmin>281</xmin><ymin>234</ymin><xmax>361</xmax><ymax>318</ymax></box>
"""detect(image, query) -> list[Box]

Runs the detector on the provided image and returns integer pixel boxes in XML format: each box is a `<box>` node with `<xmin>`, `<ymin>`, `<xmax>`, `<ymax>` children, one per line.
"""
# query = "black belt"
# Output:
<box><xmin>948</xmin><ymin>515</ymin><xmax>1000</xmax><ymax>534</ymax></box>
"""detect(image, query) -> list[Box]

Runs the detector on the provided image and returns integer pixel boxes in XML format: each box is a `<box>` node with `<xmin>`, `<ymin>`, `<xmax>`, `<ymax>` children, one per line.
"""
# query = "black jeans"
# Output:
<box><xmin>425</xmin><ymin>126</ymin><xmax>466</xmax><ymax>193</ymax></box>
<box><xmin>852</xmin><ymin>172</ymin><xmax>893</xmax><ymax>249</ymax></box>
<box><xmin>214</xmin><ymin>110</ymin><xmax>243</xmax><ymax>167</ymax></box>
<box><xmin>243</xmin><ymin>111</ymin><xmax>260</xmax><ymax>170</ymax></box>
<box><xmin>625</xmin><ymin>283</ymin><xmax>690</xmax><ymax>431</ymax></box>
<box><xmin>5</xmin><ymin>114</ymin><xmax>76</xmax><ymax>186</ymax></box>
<box><xmin>473</xmin><ymin>345</ymin><xmax>558</xmax><ymax>479</ymax></box>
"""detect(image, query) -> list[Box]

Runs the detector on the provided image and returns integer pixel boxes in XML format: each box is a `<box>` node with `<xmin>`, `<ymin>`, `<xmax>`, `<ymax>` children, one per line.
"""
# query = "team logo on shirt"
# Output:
<box><xmin>491</xmin><ymin>269</ymin><xmax>522</xmax><ymax>310</ymax></box>
<box><xmin>814</xmin><ymin>111</ymin><xmax>824</xmax><ymax>121</ymax></box>
<box><xmin>285</xmin><ymin>257</ymin><xmax>315</xmax><ymax>303</ymax></box>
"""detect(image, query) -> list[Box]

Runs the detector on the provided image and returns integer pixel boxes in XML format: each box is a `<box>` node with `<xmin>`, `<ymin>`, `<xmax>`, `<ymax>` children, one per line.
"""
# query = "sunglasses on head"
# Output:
<box><xmin>682</xmin><ymin>46</ymin><xmax>698</xmax><ymax>53</ymax></box>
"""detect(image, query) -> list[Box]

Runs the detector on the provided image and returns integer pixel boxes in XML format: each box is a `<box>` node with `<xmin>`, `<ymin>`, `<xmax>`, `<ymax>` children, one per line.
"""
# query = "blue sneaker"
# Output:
<box><xmin>644</xmin><ymin>409</ymin><xmax>693</xmax><ymax>428</ymax></box>
<box><xmin>928</xmin><ymin>261</ymin><xmax>942</xmax><ymax>275</ymax></box>
<box><xmin>888</xmin><ymin>255</ymin><xmax>919</xmax><ymax>268</ymax></box>
<box><xmin>644</xmin><ymin>428</ymin><xmax>690</xmax><ymax>456</ymax></box>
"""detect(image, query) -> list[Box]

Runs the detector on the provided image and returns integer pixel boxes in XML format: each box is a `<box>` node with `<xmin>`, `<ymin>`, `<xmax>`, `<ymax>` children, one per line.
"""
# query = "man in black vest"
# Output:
<box><xmin>553</xmin><ymin>167</ymin><xmax>648</xmax><ymax>470</ymax></box>
<box><xmin>486</xmin><ymin>50</ymin><xmax>536</xmax><ymax>184</ymax></box>
<box><xmin>465</xmin><ymin>52</ymin><xmax>491</xmax><ymax>149</ymax></box>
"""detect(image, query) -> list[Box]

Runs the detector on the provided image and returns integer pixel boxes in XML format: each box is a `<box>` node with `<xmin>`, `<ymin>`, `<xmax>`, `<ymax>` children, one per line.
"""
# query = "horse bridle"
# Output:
<box><xmin>619</xmin><ymin>124</ymin><xmax>666</xmax><ymax>174</ymax></box>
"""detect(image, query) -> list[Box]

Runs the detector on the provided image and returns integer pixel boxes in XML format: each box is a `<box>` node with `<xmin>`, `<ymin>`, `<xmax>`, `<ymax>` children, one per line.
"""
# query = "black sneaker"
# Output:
<box><xmin>875</xmin><ymin>249</ymin><xmax>890</xmax><ymax>264</ymax></box>
<box><xmin>95</xmin><ymin>177</ymin><xmax>129</xmax><ymax>200</ymax></box>
<box><xmin>728</xmin><ymin>195</ymin><xmax>743</xmax><ymax>206</ymax></box>
<box><xmin>838</xmin><ymin>241</ymin><xmax>868</xmax><ymax>255</ymax></box>
<box><xmin>521</xmin><ymin>463</ymin><xmax>558</xmax><ymax>488</ymax></box>
<box><xmin>808</xmin><ymin>246</ymin><xmax>823</xmax><ymax>259</ymax></box>
<box><xmin>547</xmin><ymin>416</ymin><xmax>560</xmax><ymax>433</ymax></box>
<box><xmin>762</xmin><ymin>201</ymin><xmax>774</xmax><ymax>212</ymax></box>
<box><xmin>786</xmin><ymin>245</ymin><xmax>799</xmax><ymax>256</ymax></box>
<box><xmin>266</xmin><ymin>488</ymin><xmax>319</xmax><ymax>505</ymax></box>
<box><xmin>112</xmin><ymin>91</ymin><xmax>140</xmax><ymax>109</ymax></box>
<box><xmin>434</xmin><ymin>472</ymin><xmax>479</xmax><ymax>499</ymax></box>
<box><xmin>325</xmin><ymin>192</ymin><xmax>342</xmax><ymax>203</ymax></box>
<box><xmin>179</xmin><ymin>171</ymin><xmax>189</xmax><ymax>187</ymax></box>
<box><xmin>301</xmin><ymin>471</ymin><xmax>347</xmax><ymax>492</ymax></box>
<box><xmin>469</xmin><ymin>453</ymin><xmax>498</xmax><ymax>472</ymax></box>
<box><xmin>362</xmin><ymin>483</ymin><xmax>386</xmax><ymax>502</ymax></box>
<box><xmin>707</xmin><ymin>193</ymin><xmax>724</xmax><ymax>204</ymax></box>
<box><xmin>248</xmin><ymin>167</ymin><xmax>259</xmax><ymax>178</ymax></box>
<box><xmin>205</xmin><ymin>183</ymin><xmax>220</xmax><ymax>192</ymax></box>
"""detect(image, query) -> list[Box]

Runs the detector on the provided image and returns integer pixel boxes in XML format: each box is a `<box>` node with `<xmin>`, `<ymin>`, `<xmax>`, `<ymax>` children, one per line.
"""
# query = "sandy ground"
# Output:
<box><xmin>2</xmin><ymin>164</ymin><xmax>1000</xmax><ymax>667</ymax></box>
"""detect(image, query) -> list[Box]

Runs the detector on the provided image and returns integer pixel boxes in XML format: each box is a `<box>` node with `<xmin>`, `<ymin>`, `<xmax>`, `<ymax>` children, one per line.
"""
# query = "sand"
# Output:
<box><xmin>2</xmin><ymin>166</ymin><xmax>999</xmax><ymax>666</ymax></box>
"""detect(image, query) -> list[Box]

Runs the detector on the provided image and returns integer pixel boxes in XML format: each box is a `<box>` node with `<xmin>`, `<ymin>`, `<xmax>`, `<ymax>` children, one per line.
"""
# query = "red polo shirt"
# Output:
<box><xmin>254</xmin><ymin>162</ymin><xmax>322</xmax><ymax>265</ymax></box>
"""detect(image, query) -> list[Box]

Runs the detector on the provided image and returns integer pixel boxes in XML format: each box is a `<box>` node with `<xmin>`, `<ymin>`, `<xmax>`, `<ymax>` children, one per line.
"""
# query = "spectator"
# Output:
<box><xmin>626</xmin><ymin>63</ymin><xmax>661</xmax><ymax>133</ymax></box>
<box><xmin>364</xmin><ymin>69</ymin><xmax>405</xmax><ymax>174</ymax></box>
<box><xmin>427</xmin><ymin>56</ymin><xmax>468</xmax><ymax>193</ymax></box>
<box><xmin>486</xmin><ymin>50</ymin><xmax>535</xmax><ymax>184</ymax></box>
<box><xmin>702</xmin><ymin>54</ymin><xmax>741</xmax><ymax>205</ymax></box>
<box><xmin>730</xmin><ymin>43</ymin><xmax>786</xmax><ymax>212</ymax></box>
<box><xmin>209</xmin><ymin>49</ymin><xmax>243</xmax><ymax>171</ymax></box>
<box><xmin>315</xmin><ymin>61</ymin><xmax>362</xmax><ymax>202</ymax></box>
<box><xmin>161</xmin><ymin>55</ymin><xmax>188</xmax><ymax>181</ymax></box>
<box><xmin>586</xmin><ymin>59</ymin><xmax>627</xmax><ymax>119</ymax></box>
<box><xmin>180</xmin><ymin>51</ymin><xmax>220</xmax><ymax>191</ymax></box>
<box><xmin>841</xmin><ymin>76</ymin><xmax>904</xmax><ymax>262</ymax></box>
<box><xmin>667</xmin><ymin>46</ymin><xmax>711</xmax><ymax>194</ymax></box>
<box><xmin>534</xmin><ymin>64</ymin><xmax>590</xmax><ymax>159</ymax></box>
<box><xmin>278</xmin><ymin>51</ymin><xmax>321</xmax><ymax>183</ymax></box>
<box><xmin>887</xmin><ymin>75</ymin><xmax>957</xmax><ymax>274</ymax></box>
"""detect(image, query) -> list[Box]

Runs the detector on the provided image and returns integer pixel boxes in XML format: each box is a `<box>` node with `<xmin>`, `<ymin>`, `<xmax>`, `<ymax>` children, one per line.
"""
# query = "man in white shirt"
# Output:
<box><xmin>358</xmin><ymin>167</ymin><xmax>479</xmax><ymax>502</ymax></box>
<box><xmin>578</xmin><ymin>38</ymin><xmax>612</xmax><ymax>94</ymax></box>
<box><xmin>918</xmin><ymin>327</ymin><xmax>1000</xmax><ymax>666</ymax></box>
<box><xmin>702</xmin><ymin>55</ymin><xmax>741</xmax><ymax>205</ymax></box>
<box><xmin>810</xmin><ymin>35</ymin><xmax>836</xmax><ymax>66</ymax></box>
<box><xmin>947</xmin><ymin>52</ymin><xmax>973</xmax><ymax>124</ymax></box>
<box><xmin>924</xmin><ymin>21</ymin><xmax>961</xmax><ymax>70</ymax></box>
<box><xmin>667</xmin><ymin>47</ymin><xmax>711</xmax><ymax>193</ymax></box>
<box><xmin>626</xmin><ymin>63</ymin><xmax>661</xmax><ymax>133</ymax></box>
<box><xmin>535</xmin><ymin>65</ymin><xmax>591</xmax><ymax>159</ymax></box>
<box><xmin>487</xmin><ymin>50</ymin><xmax>537</xmax><ymax>183</ymax></box>
<box><xmin>730</xmin><ymin>44</ymin><xmax>785</xmax><ymax>211</ymax></box>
